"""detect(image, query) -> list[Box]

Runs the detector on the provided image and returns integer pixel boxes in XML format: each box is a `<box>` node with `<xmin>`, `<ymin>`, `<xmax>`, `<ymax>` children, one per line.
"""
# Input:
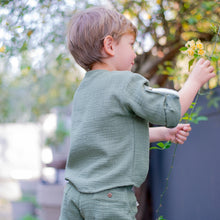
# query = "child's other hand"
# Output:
<box><xmin>167</xmin><ymin>124</ymin><xmax>191</xmax><ymax>144</ymax></box>
<box><xmin>190</xmin><ymin>58</ymin><xmax>215</xmax><ymax>87</ymax></box>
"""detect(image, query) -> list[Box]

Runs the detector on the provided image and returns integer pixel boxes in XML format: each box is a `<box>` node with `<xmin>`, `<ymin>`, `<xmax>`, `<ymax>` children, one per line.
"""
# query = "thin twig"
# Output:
<box><xmin>156</xmin><ymin>143</ymin><xmax>178</xmax><ymax>219</ymax></box>
<box><xmin>156</xmin><ymin>92</ymin><xmax>199</xmax><ymax>220</ymax></box>
<box><xmin>209</xmin><ymin>26</ymin><xmax>220</xmax><ymax>60</ymax></box>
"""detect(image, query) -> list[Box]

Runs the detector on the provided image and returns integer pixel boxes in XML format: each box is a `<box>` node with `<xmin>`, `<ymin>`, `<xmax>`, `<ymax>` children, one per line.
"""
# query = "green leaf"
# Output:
<box><xmin>189</xmin><ymin>102</ymin><xmax>196</xmax><ymax>109</ymax></box>
<box><xmin>182</xmin><ymin>116</ymin><xmax>189</xmax><ymax>120</ymax></box>
<box><xmin>184</xmin><ymin>3</ymin><xmax>190</xmax><ymax>9</ymax></box>
<box><xmin>196</xmin><ymin>116</ymin><xmax>208</xmax><ymax>121</ymax></box>
<box><xmin>19</xmin><ymin>41</ymin><xmax>28</xmax><ymax>52</ymax></box>
<box><xmin>202</xmin><ymin>2</ymin><xmax>216</xmax><ymax>10</ymax></box>
<box><xmin>0</xmin><ymin>0</ymin><xmax>11</xmax><ymax>6</ymax></box>
<box><xmin>166</xmin><ymin>66</ymin><xmax>174</xmax><ymax>73</ymax></box>
<box><xmin>208</xmin><ymin>96</ymin><xmax>220</xmax><ymax>108</ymax></box>
<box><xmin>157</xmin><ymin>142</ymin><xmax>165</xmax><ymax>148</ymax></box>
<box><xmin>164</xmin><ymin>141</ymin><xmax>172</xmax><ymax>149</ymax></box>
<box><xmin>188</xmin><ymin>58</ymin><xmax>195</xmax><ymax>72</ymax></box>
<box><xmin>150</xmin><ymin>146</ymin><xmax>163</xmax><ymax>150</ymax></box>
<box><xmin>158</xmin><ymin>216</ymin><xmax>167</xmax><ymax>220</ymax></box>
<box><xmin>179</xmin><ymin>47</ymin><xmax>187</xmax><ymax>51</ymax></box>
<box><xmin>210</xmin><ymin>24</ymin><xmax>218</xmax><ymax>34</ymax></box>
<box><xmin>150</xmin><ymin>142</ymin><xmax>167</xmax><ymax>151</ymax></box>
<box><xmin>152</xmin><ymin>141</ymin><xmax>172</xmax><ymax>150</ymax></box>
<box><xmin>188</xmin><ymin>17</ymin><xmax>197</xmax><ymax>25</ymax></box>
<box><xmin>211</xmin><ymin>56</ymin><xmax>218</xmax><ymax>62</ymax></box>
<box><xmin>182</xmin><ymin>112</ymin><xmax>190</xmax><ymax>120</ymax></box>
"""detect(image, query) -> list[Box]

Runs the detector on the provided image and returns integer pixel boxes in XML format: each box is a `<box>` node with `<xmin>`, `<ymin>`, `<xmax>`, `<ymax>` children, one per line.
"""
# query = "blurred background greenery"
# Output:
<box><xmin>0</xmin><ymin>0</ymin><xmax>219</xmax><ymax>123</ymax></box>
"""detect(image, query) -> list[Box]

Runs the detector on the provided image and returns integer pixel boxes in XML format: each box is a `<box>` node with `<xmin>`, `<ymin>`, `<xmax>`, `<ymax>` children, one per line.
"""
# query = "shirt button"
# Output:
<box><xmin>107</xmin><ymin>192</ymin><xmax>112</xmax><ymax>198</ymax></box>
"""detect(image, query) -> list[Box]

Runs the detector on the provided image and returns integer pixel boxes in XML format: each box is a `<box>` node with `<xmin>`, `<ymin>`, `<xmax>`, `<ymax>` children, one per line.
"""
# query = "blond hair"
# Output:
<box><xmin>67</xmin><ymin>7</ymin><xmax>137</xmax><ymax>71</ymax></box>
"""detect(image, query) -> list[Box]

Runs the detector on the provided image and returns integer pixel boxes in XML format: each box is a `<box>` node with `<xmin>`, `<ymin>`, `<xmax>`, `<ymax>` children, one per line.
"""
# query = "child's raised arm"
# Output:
<box><xmin>179</xmin><ymin>58</ymin><xmax>215</xmax><ymax>116</ymax></box>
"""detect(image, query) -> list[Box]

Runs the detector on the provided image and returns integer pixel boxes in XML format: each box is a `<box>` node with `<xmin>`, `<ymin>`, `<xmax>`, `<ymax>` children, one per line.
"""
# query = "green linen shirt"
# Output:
<box><xmin>65</xmin><ymin>70</ymin><xmax>181</xmax><ymax>193</ymax></box>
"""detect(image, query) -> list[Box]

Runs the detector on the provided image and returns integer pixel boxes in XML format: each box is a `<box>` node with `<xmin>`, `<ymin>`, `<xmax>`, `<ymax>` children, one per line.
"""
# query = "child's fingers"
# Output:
<box><xmin>175</xmin><ymin>137</ymin><xmax>185</xmax><ymax>145</ymax></box>
<box><xmin>175</xmin><ymin>134</ymin><xmax>187</xmax><ymax>144</ymax></box>
<box><xmin>175</xmin><ymin>133</ymin><xmax>188</xmax><ymax>144</ymax></box>
<box><xmin>176</xmin><ymin>131</ymin><xmax>189</xmax><ymax>139</ymax></box>
<box><xmin>171</xmin><ymin>124</ymin><xmax>191</xmax><ymax>144</ymax></box>
<box><xmin>183</xmin><ymin>125</ymin><xmax>191</xmax><ymax>132</ymax></box>
<box><xmin>177</xmin><ymin>123</ymin><xmax>189</xmax><ymax>129</ymax></box>
<box><xmin>177</xmin><ymin>123</ymin><xmax>191</xmax><ymax>132</ymax></box>
<box><xmin>208</xmin><ymin>66</ymin><xmax>214</xmax><ymax>73</ymax></box>
<box><xmin>203</xmin><ymin>60</ymin><xmax>211</xmax><ymax>67</ymax></box>
<box><xmin>197</xmin><ymin>58</ymin><xmax>205</xmax><ymax>64</ymax></box>
<box><xmin>175</xmin><ymin>127</ymin><xmax>191</xmax><ymax>144</ymax></box>
<box><xmin>209</xmin><ymin>71</ymin><xmax>216</xmax><ymax>79</ymax></box>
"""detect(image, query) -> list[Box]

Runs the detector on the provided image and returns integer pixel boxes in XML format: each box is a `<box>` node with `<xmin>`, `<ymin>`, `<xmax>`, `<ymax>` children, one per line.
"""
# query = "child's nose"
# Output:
<box><xmin>133</xmin><ymin>51</ymin><xmax>137</xmax><ymax>59</ymax></box>
<box><xmin>134</xmin><ymin>52</ymin><xmax>137</xmax><ymax>59</ymax></box>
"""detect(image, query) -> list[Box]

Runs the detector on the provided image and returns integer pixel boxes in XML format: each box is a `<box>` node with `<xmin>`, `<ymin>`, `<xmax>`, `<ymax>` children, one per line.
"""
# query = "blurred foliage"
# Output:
<box><xmin>0</xmin><ymin>0</ymin><xmax>86</xmax><ymax>122</ymax></box>
<box><xmin>0</xmin><ymin>0</ymin><xmax>219</xmax><ymax>123</ymax></box>
<box><xmin>21</xmin><ymin>215</ymin><xmax>39</xmax><ymax>220</ymax></box>
<box><xmin>182</xmin><ymin>106</ymin><xmax>208</xmax><ymax>124</ymax></box>
<box><xmin>20</xmin><ymin>193</ymin><xmax>38</xmax><ymax>207</ymax></box>
<box><xmin>46</xmin><ymin>117</ymin><xmax>69</xmax><ymax>148</ymax></box>
<box><xmin>112</xmin><ymin>0</ymin><xmax>220</xmax><ymax>51</ymax></box>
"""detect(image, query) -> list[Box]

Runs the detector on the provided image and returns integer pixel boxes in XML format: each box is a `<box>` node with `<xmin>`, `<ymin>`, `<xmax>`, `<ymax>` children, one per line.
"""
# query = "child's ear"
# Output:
<box><xmin>103</xmin><ymin>35</ymin><xmax>115</xmax><ymax>56</ymax></box>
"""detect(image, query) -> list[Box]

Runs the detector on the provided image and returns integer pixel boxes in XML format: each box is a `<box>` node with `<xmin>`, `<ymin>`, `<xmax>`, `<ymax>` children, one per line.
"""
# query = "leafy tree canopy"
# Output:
<box><xmin>0</xmin><ymin>0</ymin><xmax>219</xmax><ymax>122</ymax></box>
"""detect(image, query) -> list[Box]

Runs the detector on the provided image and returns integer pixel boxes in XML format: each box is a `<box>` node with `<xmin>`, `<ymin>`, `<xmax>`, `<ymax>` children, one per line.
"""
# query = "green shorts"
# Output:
<box><xmin>59</xmin><ymin>182</ymin><xmax>137</xmax><ymax>220</ymax></box>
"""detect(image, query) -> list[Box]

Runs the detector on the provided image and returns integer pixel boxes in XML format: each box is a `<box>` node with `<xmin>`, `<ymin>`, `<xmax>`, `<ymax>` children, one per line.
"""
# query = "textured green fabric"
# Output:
<box><xmin>65</xmin><ymin>70</ymin><xmax>181</xmax><ymax>193</ymax></box>
<box><xmin>59</xmin><ymin>182</ymin><xmax>137</xmax><ymax>220</ymax></box>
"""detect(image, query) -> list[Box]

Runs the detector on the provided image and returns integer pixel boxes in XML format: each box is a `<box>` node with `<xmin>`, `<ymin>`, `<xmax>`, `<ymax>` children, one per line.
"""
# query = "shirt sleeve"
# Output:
<box><xmin>123</xmin><ymin>73</ymin><xmax>181</xmax><ymax>128</ymax></box>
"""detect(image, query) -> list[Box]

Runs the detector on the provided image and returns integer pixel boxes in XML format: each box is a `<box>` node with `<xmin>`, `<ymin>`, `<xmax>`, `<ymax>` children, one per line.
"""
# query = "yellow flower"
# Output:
<box><xmin>198</xmin><ymin>49</ymin><xmax>205</xmax><ymax>56</ymax></box>
<box><xmin>146</xmin><ymin>14</ymin><xmax>151</xmax><ymax>19</ymax></box>
<box><xmin>187</xmin><ymin>48</ymin><xmax>194</xmax><ymax>57</ymax></box>
<box><xmin>196</xmin><ymin>40</ymin><xmax>204</xmax><ymax>49</ymax></box>
<box><xmin>191</xmin><ymin>44</ymin><xmax>196</xmax><ymax>50</ymax></box>
<box><xmin>185</xmin><ymin>40</ymin><xmax>196</xmax><ymax>50</ymax></box>
<box><xmin>0</xmin><ymin>45</ymin><xmax>5</xmax><ymax>53</ymax></box>
<box><xmin>157</xmin><ymin>0</ymin><xmax>161</xmax><ymax>4</ymax></box>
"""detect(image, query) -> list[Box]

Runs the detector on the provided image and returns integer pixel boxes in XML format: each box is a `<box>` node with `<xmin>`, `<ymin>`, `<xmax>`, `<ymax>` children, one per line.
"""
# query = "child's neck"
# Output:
<box><xmin>92</xmin><ymin>62</ymin><xmax>116</xmax><ymax>71</ymax></box>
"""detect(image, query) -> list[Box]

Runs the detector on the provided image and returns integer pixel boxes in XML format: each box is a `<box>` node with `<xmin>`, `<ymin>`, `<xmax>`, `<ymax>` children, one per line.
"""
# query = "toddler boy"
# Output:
<box><xmin>59</xmin><ymin>6</ymin><xmax>215</xmax><ymax>220</ymax></box>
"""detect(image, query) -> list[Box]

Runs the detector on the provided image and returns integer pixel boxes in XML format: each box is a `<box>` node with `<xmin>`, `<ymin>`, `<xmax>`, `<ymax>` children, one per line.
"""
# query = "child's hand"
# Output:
<box><xmin>167</xmin><ymin>124</ymin><xmax>191</xmax><ymax>144</ymax></box>
<box><xmin>190</xmin><ymin>58</ymin><xmax>215</xmax><ymax>87</ymax></box>
<box><xmin>179</xmin><ymin>58</ymin><xmax>216</xmax><ymax>117</ymax></box>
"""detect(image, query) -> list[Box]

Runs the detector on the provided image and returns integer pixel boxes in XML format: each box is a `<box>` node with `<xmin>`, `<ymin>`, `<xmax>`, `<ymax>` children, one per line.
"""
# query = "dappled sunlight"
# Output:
<box><xmin>42</xmin><ymin>113</ymin><xmax>57</xmax><ymax>137</ymax></box>
<box><xmin>0</xmin><ymin>123</ymin><xmax>41</xmax><ymax>182</ymax></box>
<box><xmin>0</xmin><ymin>123</ymin><xmax>41</xmax><ymax>219</ymax></box>
<box><xmin>0</xmin><ymin>117</ymin><xmax>67</xmax><ymax>219</ymax></box>
<box><xmin>41</xmin><ymin>147</ymin><xmax>53</xmax><ymax>164</ymax></box>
